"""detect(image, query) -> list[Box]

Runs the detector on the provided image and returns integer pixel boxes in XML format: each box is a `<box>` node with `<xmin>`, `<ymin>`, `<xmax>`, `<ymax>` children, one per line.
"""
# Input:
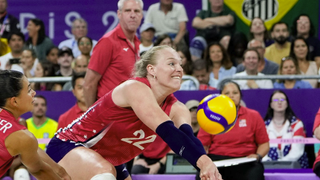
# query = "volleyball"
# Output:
<box><xmin>197</xmin><ymin>94</ymin><xmax>237</xmax><ymax>135</ymax></box>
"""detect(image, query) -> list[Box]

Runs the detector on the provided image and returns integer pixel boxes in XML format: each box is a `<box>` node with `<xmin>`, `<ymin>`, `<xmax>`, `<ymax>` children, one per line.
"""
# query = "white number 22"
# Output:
<box><xmin>121</xmin><ymin>129</ymin><xmax>156</xmax><ymax>150</ymax></box>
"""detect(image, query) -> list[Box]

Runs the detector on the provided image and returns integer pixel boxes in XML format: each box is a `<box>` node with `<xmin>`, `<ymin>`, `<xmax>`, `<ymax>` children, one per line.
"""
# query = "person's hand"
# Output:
<box><xmin>197</xmin><ymin>155</ymin><xmax>222</xmax><ymax>180</ymax></box>
<box><xmin>247</xmin><ymin>80</ymin><xmax>259</xmax><ymax>89</ymax></box>
<box><xmin>133</xmin><ymin>158</ymin><xmax>148</xmax><ymax>167</ymax></box>
<box><xmin>247</xmin><ymin>154</ymin><xmax>259</xmax><ymax>161</ymax></box>
<box><xmin>147</xmin><ymin>162</ymin><xmax>161</xmax><ymax>174</ymax></box>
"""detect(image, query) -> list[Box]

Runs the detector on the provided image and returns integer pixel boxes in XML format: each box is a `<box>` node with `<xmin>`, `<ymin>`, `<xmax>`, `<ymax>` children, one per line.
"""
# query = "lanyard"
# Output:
<box><xmin>0</xmin><ymin>14</ymin><xmax>9</xmax><ymax>36</ymax></box>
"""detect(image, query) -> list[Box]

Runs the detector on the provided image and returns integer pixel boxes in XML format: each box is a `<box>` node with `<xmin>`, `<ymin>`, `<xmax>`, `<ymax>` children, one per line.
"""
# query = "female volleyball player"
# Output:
<box><xmin>46</xmin><ymin>46</ymin><xmax>222</xmax><ymax>180</ymax></box>
<box><xmin>0</xmin><ymin>70</ymin><xmax>70</xmax><ymax>180</ymax></box>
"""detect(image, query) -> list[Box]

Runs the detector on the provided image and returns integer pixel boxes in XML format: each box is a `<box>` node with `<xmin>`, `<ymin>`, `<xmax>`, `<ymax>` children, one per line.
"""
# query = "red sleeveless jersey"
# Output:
<box><xmin>0</xmin><ymin>108</ymin><xmax>27</xmax><ymax>177</ymax></box>
<box><xmin>56</xmin><ymin>77</ymin><xmax>177</xmax><ymax>166</ymax></box>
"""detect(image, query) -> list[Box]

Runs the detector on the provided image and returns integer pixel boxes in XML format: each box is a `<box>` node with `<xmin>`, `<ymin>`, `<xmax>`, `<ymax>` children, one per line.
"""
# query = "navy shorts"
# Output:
<box><xmin>47</xmin><ymin>137</ymin><xmax>130</xmax><ymax>180</ymax></box>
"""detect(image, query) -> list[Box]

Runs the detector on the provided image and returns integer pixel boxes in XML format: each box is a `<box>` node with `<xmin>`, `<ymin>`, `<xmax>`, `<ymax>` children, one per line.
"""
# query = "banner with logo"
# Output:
<box><xmin>223</xmin><ymin>0</ymin><xmax>319</xmax><ymax>37</ymax></box>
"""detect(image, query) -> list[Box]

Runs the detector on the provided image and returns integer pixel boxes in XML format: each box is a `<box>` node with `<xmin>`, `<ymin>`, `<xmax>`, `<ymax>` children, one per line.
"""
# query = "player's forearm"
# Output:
<box><xmin>29</xmin><ymin>162</ymin><xmax>62</xmax><ymax>180</ymax></box>
<box><xmin>256</xmin><ymin>142</ymin><xmax>269</xmax><ymax>158</ymax></box>
<box><xmin>84</xmin><ymin>84</ymin><xmax>98</xmax><ymax>108</ymax></box>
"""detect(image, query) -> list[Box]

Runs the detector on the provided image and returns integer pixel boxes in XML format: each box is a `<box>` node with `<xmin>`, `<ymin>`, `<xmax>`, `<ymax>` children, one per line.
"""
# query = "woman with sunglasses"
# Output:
<box><xmin>263</xmin><ymin>90</ymin><xmax>308</xmax><ymax>168</ymax></box>
<box><xmin>273</xmin><ymin>56</ymin><xmax>312</xmax><ymax>89</ymax></box>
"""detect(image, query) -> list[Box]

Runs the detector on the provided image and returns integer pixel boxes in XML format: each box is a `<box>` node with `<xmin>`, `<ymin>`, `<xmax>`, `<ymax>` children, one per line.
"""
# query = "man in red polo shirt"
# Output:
<box><xmin>58</xmin><ymin>72</ymin><xmax>87</xmax><ymax>129</ymax></box>
<box><xmin>84</xmin><ymin>0</ymin><xmax>143</xmax><ymax>107</ymax></box>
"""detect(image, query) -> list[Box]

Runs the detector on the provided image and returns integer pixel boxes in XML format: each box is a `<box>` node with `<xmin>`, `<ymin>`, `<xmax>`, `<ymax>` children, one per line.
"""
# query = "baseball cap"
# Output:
<box><xmin>189</xmin><ymin>36</ymin><xmax>208</xmax><ymax>59</ymax></box>
<box><xmin>185</xmin><ymin>100</ymin><xmax>200</xmax><ymax>110</ymax></box>
<box><xmin>58</xmin><ymin>47</ymin><xmax>74</xmax><ymax>57</ymax></box>
<box><xmin>139</xmin><ymin>23</ymin><xmax>156</xmax><ymax>34</ymax></box>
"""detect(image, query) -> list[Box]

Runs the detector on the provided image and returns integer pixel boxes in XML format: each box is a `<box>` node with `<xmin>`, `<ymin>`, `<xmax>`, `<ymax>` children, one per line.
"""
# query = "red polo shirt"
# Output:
<box><xmin>88</xmin><ymin>24</ymin><xmax>140</xmax><ymax>99</ymax></box>
<box><xmin>57</xmin><ymin>104</ymin><xmax>85</xmax><ymax>129</ymax></box>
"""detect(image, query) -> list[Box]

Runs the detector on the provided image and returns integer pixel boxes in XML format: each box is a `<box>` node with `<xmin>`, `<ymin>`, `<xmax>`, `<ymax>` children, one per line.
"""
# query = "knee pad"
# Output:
<box><xmin>14</xmin><ymin>168</ymin><xmax>30</xmax><ymax>180</ymax></box>
<box><xmin>91</xmin><ymin>173</ymin><xmax>116</xmax><ymax>180</ymax></box>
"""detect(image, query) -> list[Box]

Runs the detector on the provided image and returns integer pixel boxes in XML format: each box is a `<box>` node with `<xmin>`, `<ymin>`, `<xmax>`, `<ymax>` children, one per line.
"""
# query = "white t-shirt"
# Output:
<box><xmin>144</xmin><ymin>2</ymin><xmax>188</xmax><ymax>36</ymax></box>
<box><xmin>0</xmin><ymin>52</ymin><xmax>13</xmax><ymax>70</ymax></box>
<box><xmin>233</xmin><ymin>71</ymin><xmax>273</xmax><ymax>90</ymax></box>
<box><xmin>139</xmin><ymin>44</ymin><xmax>153</xmax><ymax>54</ymax></box>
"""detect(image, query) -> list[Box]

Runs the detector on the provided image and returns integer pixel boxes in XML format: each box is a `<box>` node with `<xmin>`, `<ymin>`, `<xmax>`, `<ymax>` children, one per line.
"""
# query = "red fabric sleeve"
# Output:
<box><xmin>313</xmin><ymin>108</ymin><xmax>320</xmax><ymax>133</ymax></box>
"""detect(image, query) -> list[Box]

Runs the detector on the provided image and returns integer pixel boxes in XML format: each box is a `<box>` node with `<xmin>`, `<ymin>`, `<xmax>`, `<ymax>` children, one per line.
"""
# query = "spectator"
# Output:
<box><xmin>227</xmin><ymin>32</ymin><xmax>248</xmax><ymax>66</ymax></box>
<box><xmin>263</xmin><ymin>90</ymin><xmax>309</xmax><ymax>168</ymax></box>
<box><xmin>206</xmin><ymin>42</ymin><xmax>236</xmax><ymax>88</ymax></box>
<box><xmin>290</xmin><ymin>37</ymin><xmax>318</xmax><ymax>88</ymax></box>
<box><xmin>58</xmin><ymin>18</ymin><xmax>97</xmax><ymax>58</ymax></box>
<box><xmin>176</xmin><ymin>44</ymin><xmax>192</xmax><ymax>75</ymax></box>
<box><xmin>265</xmin><ymin>22</ymin><xmax>291</xmax><ymax>65</ymax></box>
<box><xmin>273</xmin><ymin>56</ymin><xmax>312</xmax><ymax>89</ymax></box>
<box><xmin>144</xmin><ymin>0</ymin><xmax>188</xmax><ymax>46</ymax></box>
<box><xmin>192</xmin><ymin>0</ymin><xmax>235</xmax><ymax>44</ymax></box>
<box><xmin>236</xmin><ymin>39</ymin><xmax>279</xmax><ymax>75</ymax></box>
<box><xmin>26</xmin><ymin>18</ymin><xmax>55</xmax><ymax>62</ymax></box>
<box><xmin>139</xmin><ymin>23</ymin><xmax>155</xmax><ymax>55</ymax></box>
<box><xmin>77</xmin><ymin>36</ymin><xmax>93</xmax><ymax>60</ymax></box>
<box><xmin>0</xmin><ymin>0</ymin><xmax>20</xmax><ymax>39</ymax></box>
<box><xmin>180</xmin><ymin>59</ymin><xmax>216</xmax><ymax>90</ymax></box>
<box><xmin>53</xmin><ymin>47</ymin><xmax>74</xmax><ymax>91</ymax></box>
<box><xmin>45</xmin><ymin>46</ymin><xmax>60</xmax><ymax>73</ymax></box>
<box><xmin>58</xmin><ymin>72</ymin><xmax>87</xmax><ymax>129</ymax></box>
<box><xmin>26</xmin><ymin>95</ymin><xmax>58</xmax><ymax>151</ymax></box>
<box><xmin>84</xmin><ymin>0</ymin><xmax>143</xmax><ymax>107</ymax></box>
<box><xmin>249</xmin><ymin>17</ymin><xmax>273</xmax><ymax>47</ymax></box>
<box><xmin>185</xmin><ymin>99</ymin><xmax>200</xmax><ymax>136</ymax></box>
<box><xmin>197</xmin><ymin>80</ymin><xmax>269</xmax><ymax>180</ymax></box>
<box><xmin>32</xmin><ymin>61</ymin><xmax>56</xmax><ymax>91</ymax></box>
<box><xmin>20</xmin><ymin>48</ymin><xmax>39</xmax><ymax>78</ymax></box>
<box><xmin>63</xmin><ymin>55</ymin><xmax>88</xmax><ymax>91</ymax></box>
<box><xmin>291</xmin><ymin>14</ymin><xmax>320</xmax><ymax>68</ymax></box>
<box><xmin>0</xmin><ymin>32</ymin><xmax>25</xmax><ymax>70</ymax></box>
<box><xmin>313</xmin><ymin>107</ymin><xmax>320</xmax><ymax>177</ymax></box>
<box><xmin>154</xmin><ymin>34</ymin><xmax>173</xmax><ymax>47</ymax></box>
<box><xmin>189</xmin><ymin>36</ymin><xmax>207</xmax><ymax>61</ymax></box>
<box><xmin>234</xmin><ymin>48</ymin><xmax>273</xmax><ymax>89</ymax></box>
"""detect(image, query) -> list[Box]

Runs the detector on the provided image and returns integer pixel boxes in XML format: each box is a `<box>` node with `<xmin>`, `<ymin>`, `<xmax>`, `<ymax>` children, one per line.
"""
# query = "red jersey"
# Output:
<box><xmin>56</xmin><ymin>77</ymin><xmax>177</xmax><ymax>166</ymax></box>
<box><xmin>313</xmin><ymin>108</ymin><xmax>320</xmax><ymax>169</ymax></box>
<box><xmin>57</xmin><ymin>104</ymin><xmax>85</xmax><ymax>130</ymax></box>
<box><xmin>142</xmin><ymin>135</ymin><xmax>171</xmax><ymax>159</ymax></box>
<box><xmin>88</xmin><ymin>24</ymin><xmax>140</xmax><ymax>99</ymax></box>
<box><xmin>0</xmin><ymin>108</ymin><xmax>27</xmax><ymax>177</ymax></box>
<box><xmin>197</xmin><ymin>106</ymin><xmax>269</xmax><ymax>157</ymax></box>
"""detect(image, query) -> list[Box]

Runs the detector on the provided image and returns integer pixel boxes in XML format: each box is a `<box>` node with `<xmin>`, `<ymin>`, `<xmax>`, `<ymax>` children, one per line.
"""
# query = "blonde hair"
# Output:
<box><xmin>134</xmin><ymin>46</ymin><xmax>171</xmax><ymax>77</ymax></box>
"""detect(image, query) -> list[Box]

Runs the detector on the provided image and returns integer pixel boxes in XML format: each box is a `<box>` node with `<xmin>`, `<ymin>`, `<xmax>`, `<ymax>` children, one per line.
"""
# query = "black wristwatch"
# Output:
<box><xmin>256</xmin><ymin>153</ymin><xmax>262</xmax><ymax>162</ymax></box>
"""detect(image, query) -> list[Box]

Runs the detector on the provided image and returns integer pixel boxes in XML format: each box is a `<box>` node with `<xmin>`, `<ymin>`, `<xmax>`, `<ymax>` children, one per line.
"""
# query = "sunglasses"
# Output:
<box><xmin>272</xmin><ymin>98</ymin><xmax>286</xmax><ymax>102</ymax></box>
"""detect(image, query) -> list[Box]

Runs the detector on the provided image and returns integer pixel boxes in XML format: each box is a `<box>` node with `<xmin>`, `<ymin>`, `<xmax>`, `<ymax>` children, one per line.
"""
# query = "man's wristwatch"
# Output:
<box><xmin>256</xmin><ymin>153</ymin><xmax>262</xmax><ymax>162</ymax></box>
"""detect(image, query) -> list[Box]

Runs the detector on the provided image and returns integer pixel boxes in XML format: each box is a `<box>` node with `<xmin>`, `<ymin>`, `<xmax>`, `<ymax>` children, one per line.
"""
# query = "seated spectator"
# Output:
<box><xmin>26</xmin><ymin>95</ymin><xmax>58</xmax><ymax>150</ymax></box>
<box><xmin>291</xmin><ymin>14</ymin><xmax>320</xmax><ymax>68</ymax></box>
<box><xmin>58</xmin><ymin>72</ymin><xmax>87</xmax><ymax>129</ymax></box>
<box><xmin>185</xmin><ymin>99</ymin><xmax>200</xmax><ymax>136</ymax></box>
<box><xmin>313</xmin><ymin>107</ymin><xmax>320</xmax><ymax>177</ymax></box>
<box><xmin>63</xmin><ymin>55</ymin><xmax>88</xmax><ymax>91</ymax></box>
<box><xmin>77</xmin><ymin>36</ymin><xmax>93</xmax><ymax>61</ymax></box>
<box><xmin>206</xmin><ymin>42</ymin><xmax>236</xmax><ymax>88</ymax></box>
<box><xmin>32</xmin><ymin>61</ymin><xmax>56</xmax><ymax>91</ymax></box>
<box><xmin>234</xmin><ymin>49</ymin><xmax>273</xmax><ymax>89</ymax></box>
<box><xmin>249</xmin><ymin>17</ymin><xmax>273</xmax><ymax>47</ymax></box>
<box><xmin>274</xmin><ymin>56</ymin><xmax>312</xmax><ymax>89</ymax></box>
<box><xmin>144</xmin><ymin>0</ymin><xmax>188</xmax><ymax>46</ymax></box>
<box><xmin>26</xmin><ymin>18</ymin><xmax>55</xmax><ymax>62</ymax></box>
<box><xmin>263</xmin><ymin>90</ymin><xmax>309</xmax><ymax>168</ymax></box>
<box><xmin>58</xmin><ymin>18</ymin><xmax>97</xmax><ymax>58</ymax></box>
<box><xmin>139</xmin><ymin>23</ymin><xmax>155</xmax><ymax>55</ymax></box>
<box><xmin>176</xmin><ymin>44</ymin><xmax>192</xmax><ymax>75</ymax></box>
<box><xmin>154</xmin><ymin>34</ymin><xmax>173</xmax><ymax>48</ymax></box>
<box><xmin>236</xmin><ymin>39</ymin><xmax>279</xmax><ymax>75</ymax></box>
<box><xmin>265</xmin><ymin>22</ymin><xmax>291</xmax><ymax>65</ymax></box>
<box><xmin>20</xmin><ymin>48</ymin><xmax>39</xmax><ymax>78</ymax></box>
<box><xmin>197</xmin><ymin>80</ymin><xmax>269</xmax><ymax>180</ymax></box>
<box><xmin>45</xmin><ymin>46</ymin><xmax>60</xmax><ymax>72</ymax></box>
<box><xmin>192</xmin><ymin>0</ymin><xmax>235</xmax><ymax>44</ymax></box>
<box><xmin>227</xmin><ymin>32</ymin><xmax>248</xmax><ymax>66</ymax></box>
<box><xmin>0</xmin><ymin>32</ymin><xmax>25</xmax><ymax>70</ymax></box>
<box><xmin>180</xmin><ymin>59</ymin><xmax>216</xmax><ymax>90</ymax></box>
<box><xmin>53</xmin><ymin>47</ymin><xmax>74</xmax><ymax>91</ymax></box>
<box><xmin>290</xmin><ymin>37</ymin><xmax>318</xmax><ymax>88</ymax></box>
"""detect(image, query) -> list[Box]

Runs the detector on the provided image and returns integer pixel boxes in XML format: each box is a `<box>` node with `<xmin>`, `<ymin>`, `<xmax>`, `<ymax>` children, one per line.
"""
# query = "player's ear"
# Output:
<box><xmin>146</xmin><ymin>64</ymin><xmax>155</xmax><ymax>76</ymax></box>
